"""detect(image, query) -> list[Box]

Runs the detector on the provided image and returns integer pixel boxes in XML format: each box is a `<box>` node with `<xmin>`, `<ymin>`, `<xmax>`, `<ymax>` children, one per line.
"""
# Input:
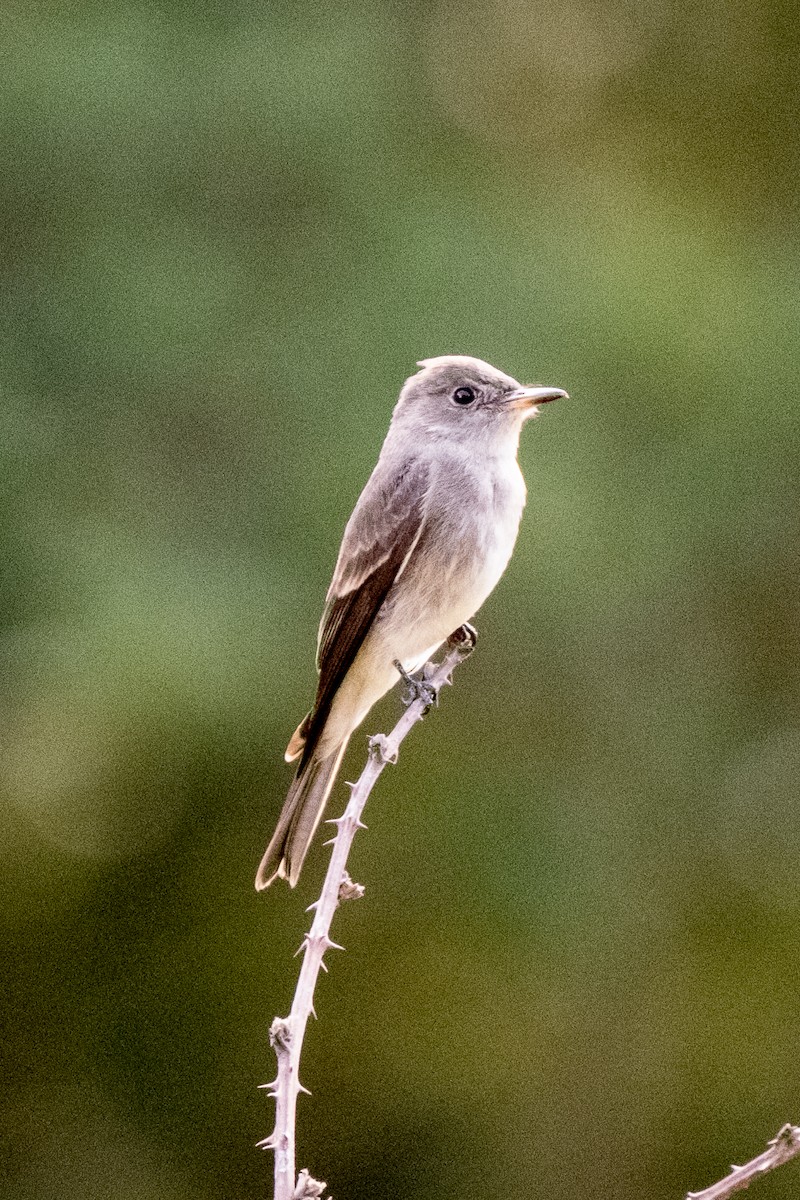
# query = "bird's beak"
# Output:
<box><xmin>507</xmin><ymin>385</ymin><xmax>569</xmax><ymax>412</ymax></box>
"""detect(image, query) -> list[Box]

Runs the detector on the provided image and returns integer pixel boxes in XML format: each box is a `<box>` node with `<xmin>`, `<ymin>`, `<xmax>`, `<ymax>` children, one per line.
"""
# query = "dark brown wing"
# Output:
<box><xmin>296</xmin><ymin>457</ymin><xmax>429</xmax><ymax>772</ymax></box>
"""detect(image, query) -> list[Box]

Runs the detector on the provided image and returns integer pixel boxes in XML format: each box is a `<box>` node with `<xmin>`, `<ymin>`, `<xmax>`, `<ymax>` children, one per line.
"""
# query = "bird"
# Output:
<box><xmin>255</xmin><ymin>355</ymin><xmax>568</xmax><ymax>889</ymax></box>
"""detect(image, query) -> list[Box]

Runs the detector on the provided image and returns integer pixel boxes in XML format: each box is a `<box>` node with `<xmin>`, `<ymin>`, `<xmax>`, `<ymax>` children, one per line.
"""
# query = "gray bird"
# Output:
<box><xmin>256</xmin><ymin>355</ymin><xmax>567</xmax><ymax>889</ymax></box>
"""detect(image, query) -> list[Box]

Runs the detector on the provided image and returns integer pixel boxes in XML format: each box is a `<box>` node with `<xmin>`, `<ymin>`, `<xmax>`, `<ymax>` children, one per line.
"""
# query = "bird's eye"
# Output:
<box><xmin>452</xmin><ymin>386</ymin><xmax>476</xmax><ymax>406</ymax></box>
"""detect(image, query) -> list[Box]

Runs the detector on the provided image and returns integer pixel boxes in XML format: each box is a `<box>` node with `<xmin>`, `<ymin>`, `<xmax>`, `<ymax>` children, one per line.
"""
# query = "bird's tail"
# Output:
<box><xmin>255</xmin><ymin>738</ymin><xmax>350</xmax><ymax>889</ymax></box>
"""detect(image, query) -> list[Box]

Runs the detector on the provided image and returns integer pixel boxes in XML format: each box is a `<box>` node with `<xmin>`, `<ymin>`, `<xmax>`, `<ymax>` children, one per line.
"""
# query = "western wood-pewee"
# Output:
<box><xmin>256</xmin><ymin>355</ymin><xmax>567</xmax><ymax>889</ymax></box>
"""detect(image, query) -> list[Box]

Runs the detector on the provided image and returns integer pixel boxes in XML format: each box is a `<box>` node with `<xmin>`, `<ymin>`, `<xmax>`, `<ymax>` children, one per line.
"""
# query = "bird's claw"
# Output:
<box><xmin>393</xmin><ymin>659</ymin><xmax>438</xmax><ymax>713</ymax></box>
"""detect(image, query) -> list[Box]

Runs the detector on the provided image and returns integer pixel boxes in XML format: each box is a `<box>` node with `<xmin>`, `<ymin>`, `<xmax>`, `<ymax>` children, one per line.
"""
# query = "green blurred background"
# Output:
<box><xmin>2</xmin><ymin>1</ymin><xmax>799</xmax><ymax>1197</ymax></box>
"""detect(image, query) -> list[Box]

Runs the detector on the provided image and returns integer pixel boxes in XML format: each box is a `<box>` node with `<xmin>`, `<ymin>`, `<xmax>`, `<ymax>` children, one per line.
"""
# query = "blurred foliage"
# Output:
<box><xmin>2</xmin><ymin>1</ymin><xmax>800</xmax><ymax>1197</ymax></box>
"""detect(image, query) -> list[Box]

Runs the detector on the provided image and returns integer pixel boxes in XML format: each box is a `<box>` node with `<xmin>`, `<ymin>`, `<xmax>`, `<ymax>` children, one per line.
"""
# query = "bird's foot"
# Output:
<box><xmin>447</xmin><ymin>622</ymin><xmax>477</xmax><ymax>652</ymax></box>
<box><xmin>393</xmin><ymin>659</ymin><xmax>438</xmax><ymax>713</ymax></box>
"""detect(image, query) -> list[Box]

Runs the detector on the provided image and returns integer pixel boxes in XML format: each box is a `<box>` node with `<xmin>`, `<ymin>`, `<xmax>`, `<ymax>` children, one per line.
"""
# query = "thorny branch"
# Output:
<box><xmin>686</xmin><ymin>1124</ymin><xmax>800</xmax><ymax>1200</ymax></box>
<box><xmin>259</xmin><ymin>626</ymin><xmax>477</xmax><ymax>1200</ymax></box>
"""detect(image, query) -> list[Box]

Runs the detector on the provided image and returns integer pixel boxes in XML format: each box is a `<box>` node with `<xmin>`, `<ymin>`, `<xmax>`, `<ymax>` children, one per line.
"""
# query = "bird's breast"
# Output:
<box><xmin>433</xmin><ymin>454</ymin><xmax>526</xmax><ymax>575</ymax></box>
<box><xmin>377</xmin><ymin>455</ymin><xmax>526</xmax><ymax>651</ymax></box>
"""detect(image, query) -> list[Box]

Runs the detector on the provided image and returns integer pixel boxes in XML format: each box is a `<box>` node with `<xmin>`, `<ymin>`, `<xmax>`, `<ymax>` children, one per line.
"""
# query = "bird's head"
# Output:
<box><xmin>392</xmin><ymin>355</ymin><xmax>567</xmax><ymax>447</ymax></box>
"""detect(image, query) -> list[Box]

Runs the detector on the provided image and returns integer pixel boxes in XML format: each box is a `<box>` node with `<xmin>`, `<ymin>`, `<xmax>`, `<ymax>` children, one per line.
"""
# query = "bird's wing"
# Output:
<box><xmin>294</xmin><ymin>458</ymin><xmax>430</xmax><ymax>771</ymax></box>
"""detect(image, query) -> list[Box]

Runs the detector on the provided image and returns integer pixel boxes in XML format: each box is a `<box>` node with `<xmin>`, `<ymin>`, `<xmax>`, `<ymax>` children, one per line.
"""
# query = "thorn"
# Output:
<box><xmin>297</xmin><ymin>1081</ymin><xmax>312</xmax><ymax>1096</ymax></box>
<box><xmin>293</xmin><ymin>938</ymin><xmax>310</xmax><ymax>958</ymax></box>
<box><xmin>258</xmin><ymin>1077</ymin><xmax>280</xmax><ymax>1090</ymax></box>
<box><xmin>324</xmin><ymin>937</ymin><xmax>344</xmax><ymax>952</ymax></box>
<box><xmin>344</xmin><ymin>779</ymin><xmax>356</xmax><ymax>789</ymax></box>
<box><xmin>322</xmin><ymin>837</ymin><xmax>336</xmax><ymax>847</ymax></box>
<box><xmin>309</xmin><ymin>1001</ymin><xmax>317</xmax><ymax>1020</ymax></box>
<box><xmin>356</xmin><ymin>818</ymin><xmax>368</xmax><ymax>830</ymax></box>
<box><xmin>256</xmin><ymin>1135</ymin><xmax>277</xmax><ymax>1150</ymax></box>
<box><xmin>305</xmin><ymin>901</ymin><xmax>319</xmax><ymax>913</ymax></box>
<box><xmin>324</xmin><ymin>815</ymin><xmax>345</xmax><ymax>827</ymax></box>
<box><xmin>319</xmin><ymin>958</ymin><xmax>328</xmax><ymax>973</ymax></box>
